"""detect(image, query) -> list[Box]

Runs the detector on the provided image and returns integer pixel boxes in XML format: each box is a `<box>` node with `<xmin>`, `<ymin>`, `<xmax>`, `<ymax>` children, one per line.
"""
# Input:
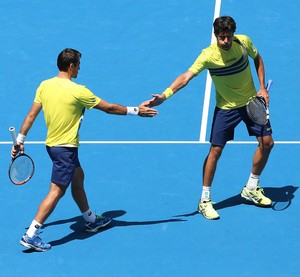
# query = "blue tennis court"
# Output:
<box><xmin>0</xmin><ymin>0</ymin><xmax>299</xmax><ymax>276</ymax></box>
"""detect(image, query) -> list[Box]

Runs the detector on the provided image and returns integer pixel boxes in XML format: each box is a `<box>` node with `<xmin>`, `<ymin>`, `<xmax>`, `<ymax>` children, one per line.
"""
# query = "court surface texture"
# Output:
<box><xmin>0</xmin><ymin>0</ymin><xmax>299</xmax><ymax>276</ymax></box>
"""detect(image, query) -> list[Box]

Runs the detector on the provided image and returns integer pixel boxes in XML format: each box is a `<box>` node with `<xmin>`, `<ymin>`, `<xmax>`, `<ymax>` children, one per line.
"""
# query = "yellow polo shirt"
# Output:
<box><xmin>189</xmin><ymin>34</ymin><xmax>258</xmax><ymax>109</ymax></box>
<box><xmin>34</xmin><ymin>77</ymin><xmax>101</xmax><ymax>146</ymax></box>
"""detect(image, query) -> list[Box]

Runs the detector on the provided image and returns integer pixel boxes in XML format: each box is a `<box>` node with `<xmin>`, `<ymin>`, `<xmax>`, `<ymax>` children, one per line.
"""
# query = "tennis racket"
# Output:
<box><xmin>246</xmin><ymin>80</ymin><xmax>273</xmax><ymax>125</ymax></box>
<box><xmin>8</xmin><ymin>127</ymin><xmax>35</xmax><ymax>185</ymax></box>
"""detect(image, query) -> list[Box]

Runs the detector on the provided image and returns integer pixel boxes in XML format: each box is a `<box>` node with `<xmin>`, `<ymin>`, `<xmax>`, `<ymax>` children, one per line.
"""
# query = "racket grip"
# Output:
<box><xmin>265</xmin><ymin>80</ymin><xmax>273</xmax><ymax>91</ymax></box>
<box><xmin>9</xmin><ymin>127</ymin><xmax>18</xmax><ymax>146</ymax></box>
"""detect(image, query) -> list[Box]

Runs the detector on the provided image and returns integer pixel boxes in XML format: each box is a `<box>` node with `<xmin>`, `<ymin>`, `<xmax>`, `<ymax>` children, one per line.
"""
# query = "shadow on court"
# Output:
<box><xmin>21</xmin><ymin>186</ymin><xmax>297</xmax><ymax>253</ymax></box>
<box><xmin>174</xmin><ymin>185</ymin><xmax>299</xmax><ymax>218</ymax></box>
<box><xmin>22</xmin><ymin>210</ymin><xmax>186</xmax><ymax>253</ymax></box>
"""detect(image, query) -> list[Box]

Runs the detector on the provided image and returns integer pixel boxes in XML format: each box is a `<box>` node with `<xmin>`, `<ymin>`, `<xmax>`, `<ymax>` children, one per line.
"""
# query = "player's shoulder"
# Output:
<box><xmin>234</xmin><ymin>34</ymin><xmax>253</xmax><ymax>44</ymax></box>
<box><xmin>202</xmin><ymin>42</ymin><xmax>218</xmax><ymax>56</ymax></box>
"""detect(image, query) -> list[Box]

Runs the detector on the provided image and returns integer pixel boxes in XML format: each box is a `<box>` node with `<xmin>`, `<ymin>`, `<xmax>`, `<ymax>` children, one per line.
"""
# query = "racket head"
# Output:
<box><xmin>246</xmin><ymin>96</ymin><xmax>268</xmax><ymax>126</ymax></box>
<box><xmin>8</xmin><ymin>153</ymin><xmax>35</xmax><ymax>185</ymax></box>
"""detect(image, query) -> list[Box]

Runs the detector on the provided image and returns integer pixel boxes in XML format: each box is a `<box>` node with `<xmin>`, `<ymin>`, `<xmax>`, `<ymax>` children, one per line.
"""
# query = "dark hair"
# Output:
<box><xmin>213</xmin><ymin>16</ymin><xmax>236</xmax><ymax>35</ymax></box>
<box><xmin>57</xmin><ymin>48</ymin><xmax>82</xmax><ymax>71</ymax></box>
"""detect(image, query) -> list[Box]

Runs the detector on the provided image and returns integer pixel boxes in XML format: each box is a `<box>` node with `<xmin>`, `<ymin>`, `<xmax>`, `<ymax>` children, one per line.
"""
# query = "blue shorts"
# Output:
<box><xmin>46</xmin><ymin>146</ymin><xmax>81</xmax><ymax>186</ymax></box>
<box><xmin>210</xmin><ymin>106</ymin><xmax>273</xmax><ymax>147</ymax></box>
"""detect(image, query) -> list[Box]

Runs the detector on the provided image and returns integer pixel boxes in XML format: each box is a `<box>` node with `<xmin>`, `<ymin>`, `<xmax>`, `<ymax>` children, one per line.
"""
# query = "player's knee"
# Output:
<box><xmin>260</xmin><ymin>136</ymin><xmax>274</xmax><ymax>152</ymax></box>
<box><xmin>209</xmin><ymin>145</ymin><xmax>223</xmax><ymax>159</ymax></box>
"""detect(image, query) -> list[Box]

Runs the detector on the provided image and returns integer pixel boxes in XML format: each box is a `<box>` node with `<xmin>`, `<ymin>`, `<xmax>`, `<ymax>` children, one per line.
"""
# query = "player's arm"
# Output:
<box><xmin>11</xmin><ymin>102</ymin><xmax>42</xmax><ymax>157</ymax></box>
<box><xmin>93</xmin><ymin>99</ymin><xmax>158</xmax><ymax>117</ymax></box>
<box><xmin>19</xmin><ymin>102</ymin><xmax>42</xmax><ymax>136</ymax></box>
<box><xmin>146</xmin><ymin>70</ymin><xmax>195</xmax><ymax>107</ymax></box>
<box><xmin>254</xmin><ymin>53</ymin><xmax>269</xmax><ymax>105</ymax></box>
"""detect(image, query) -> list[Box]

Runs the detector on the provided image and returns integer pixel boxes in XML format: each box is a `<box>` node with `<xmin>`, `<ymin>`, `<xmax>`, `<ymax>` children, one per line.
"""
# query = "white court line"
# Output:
<box><xmin>199</xmin><ymin>0</ymin><xmax>222</xmax><ymax>143</ymax></box>
<box><xmin>1</xmin><ymin>140</ymin><xmax>300</xmax><ymax>145</ymax></box>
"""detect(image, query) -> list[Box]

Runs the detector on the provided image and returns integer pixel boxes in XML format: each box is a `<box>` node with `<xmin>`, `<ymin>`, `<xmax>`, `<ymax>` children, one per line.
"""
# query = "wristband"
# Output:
<box><xmin>127</xmin><ymin>107</ymin><xmax>139</xmax><ymax>115</ymax></box>
<box><xmin>17</xmin><ymin>133</ymin><xmax>26</xmax><ymax>144</ymax></box>
<box><xmin>162</xmin><ymin>88</ymin><xmax>174</xmax><ymax>99</ymax></box>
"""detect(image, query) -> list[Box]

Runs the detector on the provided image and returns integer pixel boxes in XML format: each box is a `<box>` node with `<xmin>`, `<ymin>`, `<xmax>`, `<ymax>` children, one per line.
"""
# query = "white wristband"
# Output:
<box><xmin>127</xmin><ymin>106</ymin><xmax>139</xmax><ymax>115</ymax></box>
<box><xmin>17</xmin><ymin>133</ymin><xmax>26</xmax><ymax>144</ymax></box>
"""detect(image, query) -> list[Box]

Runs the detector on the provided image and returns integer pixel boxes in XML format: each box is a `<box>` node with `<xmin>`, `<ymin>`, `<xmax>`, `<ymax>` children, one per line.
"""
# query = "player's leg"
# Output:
<box><xmin>242</xmin><ymin>119</ymin><xmax>274</xmax><ymax>205</ymax></box>
<box><xmin>203</xmin><ymin>145</ymin><xmax>223</xmax><ymax>188</ymax></box>
<box><xmin>35</xmin><ymin>182</ymin><xmax>67</xmax><ymax>224</ymax></box>
<box><xmin>71</xmin><ymin>166</ymin><xmax>88</xmax><ymax>212</ymax></box>
<box><xmin>198</xmin><ymin>108</ymin><xmax>241</xmax><ymax>219</ymax></box>
<box><xmin>20</xmin><ymin>182</ymin><xmax>66</xmax><ymax>251</ymax></box>
<box><xmin>252</xmin><ymin>135</ymin><xmax>274</xmax><ymax>175</ymax></box>
<box><xmin>71</xmin><ymin>165</ymin><xmax>112</xmax><ymax>232</ymax></box>
<box><xmin>198</xmin><ymin>145</ymin><xmax>223</xmax><ymax>220</ymax></box>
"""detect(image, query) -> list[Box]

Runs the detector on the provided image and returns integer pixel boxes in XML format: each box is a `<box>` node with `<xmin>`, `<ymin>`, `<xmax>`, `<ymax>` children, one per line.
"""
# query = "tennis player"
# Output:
<box><xmin>11</xmin><ymin>48</ymin><xmax>158</xmax><ymax>251</ymax></box>
<box><xmin>146</xmin><ymin>16</ymin><xmax>274</xmax><ymax>220</ymax></box>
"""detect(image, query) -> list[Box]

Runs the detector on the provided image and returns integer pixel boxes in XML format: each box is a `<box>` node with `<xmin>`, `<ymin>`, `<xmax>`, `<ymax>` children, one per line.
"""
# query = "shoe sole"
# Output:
<box><xmin>241</xmin><ymin>193</ymin><xmax>272</xmax><ymax>206</ymax></box>
<box><xmin>20</xmin><ymin>240</ymin><xmax>51</xmax><ymax>252</ymax></box>
<box><xmin>85</xmin><ymin>218</ymin><xmax>113</xmax><ymax>233</ymax></box>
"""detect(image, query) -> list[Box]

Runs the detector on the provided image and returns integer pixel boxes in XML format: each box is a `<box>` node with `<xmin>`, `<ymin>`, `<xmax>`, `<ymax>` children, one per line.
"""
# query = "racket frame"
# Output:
<box><xmin>8</xmin><ymin>126</ymin><xmax>35</xmax><ymax>185</ymax></box>
<box><xmin>8</xmin><ymin>153</ymin><xmax>35</xmax><ymax>185</ymax></box>
<box><xmin>246</xmin><ymin>80</ymin><xmax>273</xmax><ymax>125</ymax></box>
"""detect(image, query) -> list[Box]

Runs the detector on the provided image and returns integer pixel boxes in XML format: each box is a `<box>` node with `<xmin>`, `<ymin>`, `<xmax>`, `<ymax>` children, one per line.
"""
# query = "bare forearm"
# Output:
<box><xmin>254</xmin><ymin>54</ymin><xmax>265</xmax><ymax>89</ymax></box>
<box><xmin>20</xmin><ymin>114</ymin><xmax>36</xmax><ymax>135</ymax></box>
<box><xmin>169</xmin><ymin>73</ymin><xmax>191</xmax><ymax>93</ymax></box>
<box><xmin>103</xmin><ymin>103</ymin><xmax>127</xmax><ymax>115</ymax></box>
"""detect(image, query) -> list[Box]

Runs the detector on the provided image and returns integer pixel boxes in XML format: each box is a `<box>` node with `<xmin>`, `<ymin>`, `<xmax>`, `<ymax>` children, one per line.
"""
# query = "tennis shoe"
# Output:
<box><xmin>20</xmin><ymin>233</ymin><xmax>51</xmax><ymax>252</ymax></box>
<box><xmin>198</xmin><ymin>200</ymin><xmax>220</xmax><ymax>220</ymax></box>
<box><xmin>85</xmin><ymin>215</ymin><xmax>112</xmax><ymax>232</ymax></box>
<box><xmin>241</xmin><ymin>186</ymin><xmax>272</xmax><ymax>206</ymax></box>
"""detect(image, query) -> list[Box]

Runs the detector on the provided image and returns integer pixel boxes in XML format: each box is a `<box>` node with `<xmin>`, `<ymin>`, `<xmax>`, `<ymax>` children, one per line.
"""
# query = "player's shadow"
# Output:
<box><xmin>22</xmin><ymin>210</ymin><xmax>186</xmax><ymax>252</ymax></box>
<box><xmin>174</xmin><ymin>185</ymin><xmax>298</xmax><ymax>218</ymax></box>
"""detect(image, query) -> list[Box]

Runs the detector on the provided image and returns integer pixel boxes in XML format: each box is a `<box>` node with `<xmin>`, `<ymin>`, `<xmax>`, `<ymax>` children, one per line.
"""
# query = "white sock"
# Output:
<box><xmin>246</xmin><ymin>173</ymin><xmax>260</xmax><ymax>190</ymax></box>
<box><xmin>82</xmin><ymin>209</ymin><xmax>96</xmax><ymax>223</ymax></box>
<box><xmin>201</xmin><ymin>186</ymin><xmax>211</xmax><ymax>201</ymax></box>
<box><xmin>26</xmin><ymin>220</ymin><xmax>42</xmax><ymax>238</ymax></box>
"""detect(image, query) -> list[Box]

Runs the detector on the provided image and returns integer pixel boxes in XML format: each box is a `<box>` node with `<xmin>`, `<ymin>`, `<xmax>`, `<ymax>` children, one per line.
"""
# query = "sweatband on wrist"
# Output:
<box><xmin>17</xmin><ymin>133</ymin><xmax>26</xmax><ymax>144</ymax></box>
<box><xmin>127</xmin><ymin>107</ymin><xmax>139</xmax><ymax>115</ymax></box>
<box><xmin>162</xmin><ymin>88</ymin><xmax>174</xmax><ymax>99</ymax></box>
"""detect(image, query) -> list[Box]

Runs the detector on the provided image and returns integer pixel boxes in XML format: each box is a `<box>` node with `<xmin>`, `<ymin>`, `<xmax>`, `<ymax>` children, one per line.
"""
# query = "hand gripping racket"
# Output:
<box><xmin>8</xmin><ymin>127</ymin><xmax>35</xmax><ymax>185</ymax></box>
<box><xmin>246</xmin><ymin>80</ymin><xmax>273</xmax><ymax>125</ymax></box>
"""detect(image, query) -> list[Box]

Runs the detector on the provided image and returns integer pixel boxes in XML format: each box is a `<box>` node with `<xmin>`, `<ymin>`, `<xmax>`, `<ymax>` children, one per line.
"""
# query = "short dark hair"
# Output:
<box><xmin>57</xmin><ymin>48</ymin><xmax>82</xmax><ymax>71</ymax></box>
<box><xmin>213</xmin><ymin>16</ymin><xmax>236</xmax><ymax>35</ymax></box>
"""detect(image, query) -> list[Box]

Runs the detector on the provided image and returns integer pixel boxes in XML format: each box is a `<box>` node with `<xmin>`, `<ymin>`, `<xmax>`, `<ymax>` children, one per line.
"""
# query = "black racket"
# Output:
<box><xmin>246</xmin><ymin>80</ymin><xmax>273</xmax><ymax>126</ymax></box>
<box><xmin>8</xmin><ymin>127</ymin><xmax>35</xmax><ymax>185</ymax></box>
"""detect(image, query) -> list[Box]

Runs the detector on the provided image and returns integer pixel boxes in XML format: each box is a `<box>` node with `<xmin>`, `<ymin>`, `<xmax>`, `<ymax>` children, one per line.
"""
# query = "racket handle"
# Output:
<box><xmin>265</xmin><ymin>80</ymin><xmax>273</xmax><ymax>92</ymax></box>
<box><xmin>9</xmin><ymin>127</ymin><xmax>18</xmax><ymax>146</ymax></box>
<box><xmin>265</xmin><ymin>80</ymin><xmax>272</xmax><ymax>120</ymax></box>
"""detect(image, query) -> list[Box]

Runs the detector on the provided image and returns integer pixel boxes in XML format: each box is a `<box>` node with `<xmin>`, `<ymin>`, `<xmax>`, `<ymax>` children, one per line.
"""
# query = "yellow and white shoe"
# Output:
<box><xmin>197</xmin><ymin>200</ymin><xmax>220</xmax><ymax>220</ymax></box>
<box><xmin>241</xmin><ymin>186</ymin><xmax>272</xmax><ymax>206</ymax></box>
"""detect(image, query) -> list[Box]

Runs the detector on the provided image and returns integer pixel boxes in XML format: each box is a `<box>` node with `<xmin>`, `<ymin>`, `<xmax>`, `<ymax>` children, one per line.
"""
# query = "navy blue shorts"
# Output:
<box><xmin>210</xmin><ymin>106</ymin><xmax>273</xmax><ymax>147</ymax></box>
<box><xmin>46</xmin><ymin>146</ymin><xmax>81</xmax><ymax>186</ymax></box>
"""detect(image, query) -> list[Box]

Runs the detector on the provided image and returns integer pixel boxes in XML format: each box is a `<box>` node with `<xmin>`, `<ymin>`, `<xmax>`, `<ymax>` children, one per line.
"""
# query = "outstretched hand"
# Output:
<box><xmin>143</xmin><ymin>94</ymin><xmax>166</xmax><ymax>108</ymax></box>
<box><xmin>137</xmin><ymin>102</ymin><xmax>158</xmax><ymax>117</ymax></box>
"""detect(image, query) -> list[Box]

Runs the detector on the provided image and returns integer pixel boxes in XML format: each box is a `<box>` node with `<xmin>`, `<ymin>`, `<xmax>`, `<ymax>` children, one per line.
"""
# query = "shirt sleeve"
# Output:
<box><xmin>188</xmin><ymin>49</ymin><xmax>209</xmax><ymax>76</ymax></box>
<box><xmin>238</xmin><ymin>35</ymin><xmax>258</xmax><ymax>59</ymax></box>
<box><xmin>33</xmin><ymin>82</ymin><xmax>44</xmax><ymax>104</ymax></box>
<box><xmin>79</xmin><ymin>86</ymin><xmax>101</xmax><ymax>109</ymax></box>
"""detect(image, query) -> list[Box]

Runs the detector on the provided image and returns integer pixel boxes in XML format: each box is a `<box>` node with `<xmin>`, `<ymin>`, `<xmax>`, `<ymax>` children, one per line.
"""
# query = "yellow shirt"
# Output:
<box><xmin>34</xmin><ymin>77</ymin><xmax>101</xmax><ymax>146</ymax></box>
<box><xmin>189</xmin><ymin>34</ymin><xmax>258</xmax><ymax>109</ymax></box>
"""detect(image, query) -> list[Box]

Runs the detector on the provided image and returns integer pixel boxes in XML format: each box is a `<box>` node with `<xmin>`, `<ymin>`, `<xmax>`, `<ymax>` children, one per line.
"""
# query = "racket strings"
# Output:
<box><xmin>9</xmin><ymin>155</ymin><xmax>34</xmax><ymax>184</ymax></box>
<box><xmin>246</xmin><ymin>97</ymin><xmax>268</xmax><ymax>125</ymax></box>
